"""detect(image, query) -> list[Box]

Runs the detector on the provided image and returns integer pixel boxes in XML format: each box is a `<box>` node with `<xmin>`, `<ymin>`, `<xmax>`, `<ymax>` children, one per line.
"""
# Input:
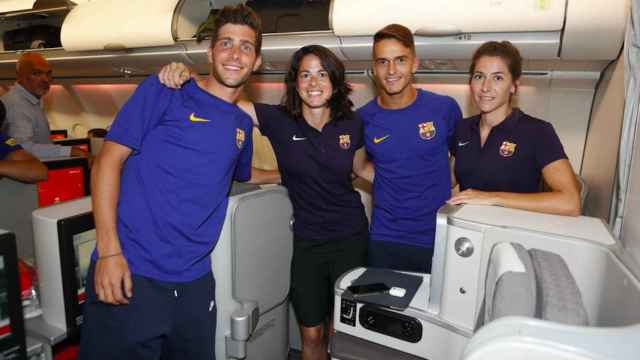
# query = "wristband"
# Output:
<box><xmin>97</xmin><ymin>252</ymin><xmax>122</xmax><ymax>260</ymax></box>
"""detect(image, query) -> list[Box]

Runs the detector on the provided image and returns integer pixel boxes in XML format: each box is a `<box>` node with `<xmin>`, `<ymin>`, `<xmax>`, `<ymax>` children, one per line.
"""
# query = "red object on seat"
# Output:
<box><xmin>17</xmin><ymin>259</ymin><xmax>34</xmax><ymax>299</ymax></box>
<box><xmin>54</xmin><ymin>344</ymin><xmax>79</xmax><ymax>360</ymax></box>
<box><xmin>37</xmin><ymin>166</ymin><xmax>86</xmax><ymax>207</ymax></box>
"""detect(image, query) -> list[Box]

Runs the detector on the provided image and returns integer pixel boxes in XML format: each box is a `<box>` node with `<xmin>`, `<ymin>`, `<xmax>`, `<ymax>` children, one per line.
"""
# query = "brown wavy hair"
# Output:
<box><xmin>283</xmin><ymin>45</ymin><xmax>354</xmax><ymax>121</ymax></box>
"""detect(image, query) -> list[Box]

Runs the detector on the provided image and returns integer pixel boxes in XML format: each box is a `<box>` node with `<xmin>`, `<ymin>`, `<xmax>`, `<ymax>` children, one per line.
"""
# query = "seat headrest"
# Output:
<box><xmin>484</xmin><ymin>242</ymin><xmax>537</xmax><ymax>323</ymax></box>
<box><xmin>480</xmin><ymin>242</ymin><xmax>588</xmax><ymax>328</ymax></box>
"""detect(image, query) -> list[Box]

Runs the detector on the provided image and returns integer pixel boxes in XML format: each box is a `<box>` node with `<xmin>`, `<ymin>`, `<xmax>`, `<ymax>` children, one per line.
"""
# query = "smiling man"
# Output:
<box><xmin>358</xmin><ymin>24</ymin><xmax>463</xmax><ymax>273</ymax></box>
<box><xmin>79</xmin><ymin>5</ymin><xmax>264</xmax><ymax>360</ymax></box>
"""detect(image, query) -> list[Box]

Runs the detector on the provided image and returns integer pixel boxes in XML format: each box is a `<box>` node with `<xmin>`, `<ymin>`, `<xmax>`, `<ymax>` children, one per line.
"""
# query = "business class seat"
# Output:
<box><xmin>211</xmin><ymin>183</ymin><xmax>293</xmax><ymax>360</ymax></box>
<box><xmin>331</xmin><ymin>204</ymin><xmax>640</xmax><ymax>360</ymax></box>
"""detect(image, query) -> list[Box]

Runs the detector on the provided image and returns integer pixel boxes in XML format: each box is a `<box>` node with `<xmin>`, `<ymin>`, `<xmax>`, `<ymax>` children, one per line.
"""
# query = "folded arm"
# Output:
<box><xmin>0</xmin><ymin>149</ymin><xmax>47</xmax><ymax>183</ymax></box>
<box><xmin>448</xmin><ymin>159</ymin><xmax>581</xmax><ymax>216</ymax></box>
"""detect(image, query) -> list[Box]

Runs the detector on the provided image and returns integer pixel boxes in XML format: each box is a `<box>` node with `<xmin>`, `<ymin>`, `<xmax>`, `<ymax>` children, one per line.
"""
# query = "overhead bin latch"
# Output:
<box><xmin>226</xmin><ymin>300</ymin><xmax>259</xmax><ymax>359</ymax></box>
<box><xmin>414</xmin><ymin>25</ymin><xmax>462</xmax><ymax>37</ymax></box>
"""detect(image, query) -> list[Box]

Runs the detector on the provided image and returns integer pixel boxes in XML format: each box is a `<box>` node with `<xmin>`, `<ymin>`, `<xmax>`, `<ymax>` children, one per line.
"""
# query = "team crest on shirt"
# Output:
<box><xmin>499</xmin><ymin>141</ymin><xmax>517</xmax><ymax>157</ymax></box>
<box><xmin>339</xmin><ymin>134</ymin><xmax>351</xmax><ymax>150</ymax></box>
<box><xmin>5</xmin><ymin>137</ymin><xmax>17</xmax><ymax>146</ymax></box>
<box><xmin>418</xmin><ymin>122</ymin><xmax>436</xmax><ymax>140</ymax></box>
<box><xmin>236</xmin><ymin>128</ymin><xmax>245</xmax><ymax>149</ymax></box>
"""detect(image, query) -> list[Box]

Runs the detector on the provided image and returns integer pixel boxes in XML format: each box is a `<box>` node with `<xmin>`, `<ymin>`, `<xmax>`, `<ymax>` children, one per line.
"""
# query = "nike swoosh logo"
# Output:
<box><xmin>458</xmin><ymin>141</ymin><xmax>470</xmax><ymax>147</ymax></box>
<box><xmin>189</xmin><ymin>113</ymin><xmax>210</xmax><ymax>123</ymax></box>
<box><xmin>373</xmin><ymin>135</ymin><xmax>390</xmax><ymax>144</ymax></box>
<box><xmin>292</xmin><ymin>135</ymin><xmax>307</xmax><ymax>141</ymax></box>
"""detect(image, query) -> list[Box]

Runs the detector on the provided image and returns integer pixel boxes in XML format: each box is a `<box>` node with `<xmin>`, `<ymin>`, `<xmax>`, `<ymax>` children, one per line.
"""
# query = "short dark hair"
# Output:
<box><xmin>470</xmin><ymin>41</ymin><xmax>523</xmax><ymax>81</ymax></box>
<box><xmin>283</xmin><ymin>45</ymin><xmax>354</xmax><ymax>121</ymax></box>
<box><xmin>210</xmin><ymin>4</ymin><xmax>262</xmax><ymax>56</ymax></box>
<box><xmin>373</xmin><ymin>24</ymin><xmax>415</xmax><ymax>53</ymax></box>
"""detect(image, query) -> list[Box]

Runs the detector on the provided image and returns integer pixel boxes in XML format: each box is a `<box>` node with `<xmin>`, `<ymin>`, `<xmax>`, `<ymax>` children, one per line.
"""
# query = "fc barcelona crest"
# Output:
<box><xmin>418</xmin><ymin>122</ymin><xmax>436</xmax><ymax>140</ymax></box>
<box><xmin>339</xmin><ymin>134</ymin><xmax>351</xmax><ymax>150</ymax></box>
<box><xmin>499</xmin><ymin>141</ymin><xmax>517</xmax><ymax>157</ymax></box>
<box><xmin>236</xmin><ymin>128</ymin><xmax>245</xmax><ymax>149</ymax></box>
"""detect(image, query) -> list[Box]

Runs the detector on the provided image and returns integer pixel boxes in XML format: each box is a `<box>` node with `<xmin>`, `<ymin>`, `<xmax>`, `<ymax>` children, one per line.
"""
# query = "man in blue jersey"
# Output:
<box><xmin>359</xmin><ymin>24</ymin><xmax>462</xmax><ymax>273</ymax></box>
<box><xmin>79</xmin><ymin>5</ymin><xmax>267</xmax><ymax>360</ymax></box>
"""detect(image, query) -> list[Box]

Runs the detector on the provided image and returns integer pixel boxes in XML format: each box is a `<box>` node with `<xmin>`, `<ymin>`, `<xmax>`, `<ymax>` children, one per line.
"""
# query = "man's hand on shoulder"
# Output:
<box><xmin>158</xmin><ymin>62</ymin><xmax>192</xmax><ymax>89</ymax></box>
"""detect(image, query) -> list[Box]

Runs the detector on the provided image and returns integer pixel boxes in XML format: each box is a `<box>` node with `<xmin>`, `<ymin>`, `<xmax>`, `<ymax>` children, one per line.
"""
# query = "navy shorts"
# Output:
<box><xmin>368</xmin><ymin>240</ymin><xmax>433</xmax><ymax>273</ymax></box>
<box><xmin>290</xmin><ymin>227</ymin><xmax>368</xmax><ymax>327</ymax></box>
<box><xmin>78</xmin><ymin>261</ymin><xmax>217</xmax><ymax>360</ymax></box>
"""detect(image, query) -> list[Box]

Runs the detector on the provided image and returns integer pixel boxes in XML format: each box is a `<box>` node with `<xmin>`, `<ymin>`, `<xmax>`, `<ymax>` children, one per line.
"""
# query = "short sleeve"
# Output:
<box><xmin>535</xmin><ymin>121</ymin><xmax>568</xmax><ymax>170</ymax></box>
<box><xmin>350</xmin><ymin>113</ymin><xmax>365</xmax><ymax>151</ymax></box>
<box><xmin>233</xmin><ymin>116</ymin><xmax>254</xmax><ymax>182</ymax></box>
<box><xmin>254</xmin><ymin>103</ymin><xmax>283</xmax><ymax>138</ymax></box>
<box><xmin>106</xmin><ymin>75</ymin><xmax>174</xmax><ymax>152</ymax></box>
<box><xmin>447</xmin><ymin>98</ymin><xmax>463</xmax><ymax>154</ymax></box>
<box><xmin>0</xmin><ymin>133</ymin><xmax>21</xmax><ymax>159</ymax></box>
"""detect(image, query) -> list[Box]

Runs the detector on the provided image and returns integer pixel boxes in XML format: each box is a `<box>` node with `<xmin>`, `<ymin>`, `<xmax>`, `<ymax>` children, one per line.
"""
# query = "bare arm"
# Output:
<box><xmin>248</xmin><ymin>167</ymin><xmax>281</xmax><ymax>185</ymax></box>
<box><xmin>448</xmin><ymin>159</ymin><xmax>581</xmax><ymax>216</ymax></box>
<box><xmin>91</xmin><ymin>140</ymin><xmax>133</xmax><ymax>304</ymax></box>
<box><xmin>352</xmin><ymin>147</ymin><xmax>374</xmax><ymax>183</ymax></box>
<box><xmin>0</xmin><ymin>149</ymin><xmax>47</xmax><ymax>183</ymax></box>
<box><xmin>236</xmin><ymin>99</ymin><xmax>259</xmax><ymax>127</ymax></box>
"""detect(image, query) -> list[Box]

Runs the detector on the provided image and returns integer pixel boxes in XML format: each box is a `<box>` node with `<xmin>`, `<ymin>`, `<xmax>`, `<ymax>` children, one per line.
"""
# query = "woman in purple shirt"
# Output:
<box><xmin>449</xmin><ymin>41</ymin><xmax>581</xmax><ymax>216</ymax></box>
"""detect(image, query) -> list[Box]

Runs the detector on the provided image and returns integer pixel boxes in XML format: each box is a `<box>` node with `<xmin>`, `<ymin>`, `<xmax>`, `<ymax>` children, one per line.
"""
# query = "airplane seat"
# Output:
<box><xmin>331</xmin><ymin>204</ymin><xmax>640</xmax><ymax>360</ymax></box>
<box><xmin>212</xmin><ymin>183</ymin><xmax>293</xmax><ymax>359</ymax></box>
<box><xmin>463</xmin><ymin>317</ymin><xmax>640</xmax><ymax>360</ymax></box>
<box><xmin>477</xmin><ymin>242</ymin><xmax>588</xmax><ymax>329</ymax></box>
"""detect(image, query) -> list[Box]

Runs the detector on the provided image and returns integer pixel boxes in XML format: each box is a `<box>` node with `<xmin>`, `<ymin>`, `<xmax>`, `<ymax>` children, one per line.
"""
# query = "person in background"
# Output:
<box><xmin>159</xmin><ymin>44</ymin><xmax>372</xmax><ymax>360</ymax></box>
<box><xmin>1</xmin><ymin>52</ymin><xmax>88</xmax><ymax>160</ymax></box>
<box><xmin>79</xmin><ymin>5</ymin><xmax>276</xmax><ymax>360</ymax></box>
<box><xmin>358</xmin><ymin>24</ymin><xmax>462</xmax><ymax>273</ymax></box>
<box><xmin>448</xmin><ymin>41</ymin><xmax>581</xmax><ymax>216</ymax></box>
<box><xmin>0</xmin><ymin>100</ymin><xmax>47</xmax><ymax>183</ymax></box>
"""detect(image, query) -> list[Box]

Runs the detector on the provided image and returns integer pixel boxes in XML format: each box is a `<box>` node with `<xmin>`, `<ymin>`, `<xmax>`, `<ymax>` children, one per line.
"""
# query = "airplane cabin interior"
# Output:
<box><xmin>0</xmin><ymin>0</ymin><xmax>638</xmax><ymax>359</ymax></box>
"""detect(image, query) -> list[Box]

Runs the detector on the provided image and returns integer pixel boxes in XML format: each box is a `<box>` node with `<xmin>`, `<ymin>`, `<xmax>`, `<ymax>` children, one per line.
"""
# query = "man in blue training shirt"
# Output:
<box><xmin>79</xmin><ymin>5</ymin><xmax>265</xmax><ymax>360</ymax></box>
<box><xmin>359</xmin><ymin>24</ymin><xmax>463</xmax><ymax>273</ymax></box>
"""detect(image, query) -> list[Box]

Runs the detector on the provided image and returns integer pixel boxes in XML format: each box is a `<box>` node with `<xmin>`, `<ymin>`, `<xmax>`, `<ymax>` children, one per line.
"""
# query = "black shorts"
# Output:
<box><xmin>290</xmin><ymin>227</ymin><xmax>368</xmax><ymax>327</ymax></box>
<box><xmin>79</xmin><ymin>261</ymin><xmax>217</xmax><ymax>360</ymax></box>
<box><xmin>367</xmin><ymin>240</ymin><xmax>433</xmax><ymax>273</ymax></box>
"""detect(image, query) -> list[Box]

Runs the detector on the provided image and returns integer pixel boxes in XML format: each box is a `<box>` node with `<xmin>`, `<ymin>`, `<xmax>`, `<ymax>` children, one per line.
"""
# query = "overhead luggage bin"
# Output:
<box><xmin>330</xmin><ymin>0</ymin><xmax>627</xmax><ymax>61</ymax></box>
<box><xmin>330</xmin><ymin>0</ymin><xmax>566</xmax><ymax>36</ymax></box>
<box><xmin>60</xmin><ymin>0</ymin><xmax>209</xmax><ymax>51</ymax></box>
<box><xmin>0</xmin><ymin>0</ymin><xmax>36</xmax><ymax>13</ymax></box>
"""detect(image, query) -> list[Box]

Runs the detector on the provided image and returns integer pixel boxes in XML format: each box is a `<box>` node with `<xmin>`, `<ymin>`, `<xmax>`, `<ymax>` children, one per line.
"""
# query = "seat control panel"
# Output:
<box><xmin>358</xmin><ymin>304</ymin><xmax>422</xmax><ymax>343</ymax></box>
<box><xmin>340</xmin><ymin>298</ymin><xmax>357</xmax><ymax>326</ymax></box>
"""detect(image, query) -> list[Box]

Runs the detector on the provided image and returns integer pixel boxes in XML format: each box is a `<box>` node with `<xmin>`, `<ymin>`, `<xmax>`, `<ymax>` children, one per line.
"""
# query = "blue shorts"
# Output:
<box><xmin>367</xmin><ymin>240</ymin><xmax>433</xmax><ymax>273</ymax></box>
<box><xmin>78</xmin><ymin>261</ymin><xmax>216</xmax><ymax>360</ymax></box>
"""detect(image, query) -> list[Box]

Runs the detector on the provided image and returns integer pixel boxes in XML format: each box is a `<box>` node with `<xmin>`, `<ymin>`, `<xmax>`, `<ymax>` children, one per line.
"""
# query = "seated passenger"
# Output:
<box><xmin>448</xmin><ymin>41</ymin><xmax>581</xmax><ymax>216</ymax></box>
<box><xmin>0</xmin><ymin>101</ymin><xmax>47</xmax><ymax>183</ymax></box>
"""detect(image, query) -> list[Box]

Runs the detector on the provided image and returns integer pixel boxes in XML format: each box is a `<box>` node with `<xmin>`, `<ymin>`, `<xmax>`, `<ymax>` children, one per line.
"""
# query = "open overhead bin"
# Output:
<box><xmin>60</xmin><ymin>0</ymin><xmax>210</xmax><ymax>51</ymax></box>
